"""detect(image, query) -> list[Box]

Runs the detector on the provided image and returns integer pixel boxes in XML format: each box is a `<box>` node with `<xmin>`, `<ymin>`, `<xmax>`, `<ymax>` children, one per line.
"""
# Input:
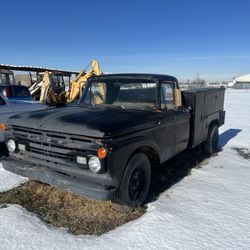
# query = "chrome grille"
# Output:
<box><xmin>11</xmin><ymin>125</ymin><xmax>97</xmax><ymax>167</ymax></box>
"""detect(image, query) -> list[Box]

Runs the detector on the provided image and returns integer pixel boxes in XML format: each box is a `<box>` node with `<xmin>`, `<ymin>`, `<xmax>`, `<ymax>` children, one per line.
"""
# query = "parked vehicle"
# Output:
<box><xmin>0</xmin><ymin>84</ymin><xmax>32</xmax><ymax>101</ymax></box>
<box><xmin>3</xmin><ymin>74</ymin><xmax>225</xmax><ymax>210</ymax></box>
<box><xmin>0</xmin><ymin>93</ymin><xmax>48</xmax><ymax>142</ymax></box>
<box><xmin>29</xmin><ymin>59</ymin><xmax>101</xmax><ymax>105</ymax></box>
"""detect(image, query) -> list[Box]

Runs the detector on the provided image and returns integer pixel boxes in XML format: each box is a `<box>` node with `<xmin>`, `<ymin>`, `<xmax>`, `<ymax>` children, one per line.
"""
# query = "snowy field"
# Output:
<box><xmin>0</xmin><ymin>89</ymin><xmax>250</xmax><ymax>250</ymax></box>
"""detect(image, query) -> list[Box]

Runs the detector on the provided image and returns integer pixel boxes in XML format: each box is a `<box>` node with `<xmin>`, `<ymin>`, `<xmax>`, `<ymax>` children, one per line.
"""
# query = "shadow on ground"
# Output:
<box><xmin>148</xmin><ymin>146</ymin><xmax>208</xmax><ymax>203</ymax></box>
<box><xmin>148</xmin><ymin>128</ymin><xmax>242</xmax><ymax>202</ymax></box>
<box><xmin>219</xmin><ymin>128</ymin><xmax>242</xmax><ymax>148</ymax></box>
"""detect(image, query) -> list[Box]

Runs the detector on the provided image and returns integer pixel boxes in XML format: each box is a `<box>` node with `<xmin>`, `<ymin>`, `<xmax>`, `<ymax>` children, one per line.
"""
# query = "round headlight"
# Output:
<box><xmin>7</xmin><ymin>139</ymin><xmax>16</xmax><ymax>152</ymax></box>
<box><xmin>88</xmin><ymin>156</ymin><xmax>101</xmax><ymax>173</ymax></box>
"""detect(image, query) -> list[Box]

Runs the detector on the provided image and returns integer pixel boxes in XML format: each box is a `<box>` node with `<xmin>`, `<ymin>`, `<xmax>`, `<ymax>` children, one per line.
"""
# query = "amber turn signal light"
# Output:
<box><xmin>97</xmin><ymin>147</ymin><xmax>107</xmax><ymax>159</ymax></box>
<box><xmin>0</xmin><ymin>123</ymin><xmax>7</xmax><ymax>131</ymax></box>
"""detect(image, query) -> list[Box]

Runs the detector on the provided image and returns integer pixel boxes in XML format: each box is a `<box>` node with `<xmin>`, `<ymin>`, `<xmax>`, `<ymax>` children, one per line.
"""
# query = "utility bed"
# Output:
<box><xmin>182</xmin><ymin>87</ymin><xmax>226</xmax><ymax>148</ymax></box>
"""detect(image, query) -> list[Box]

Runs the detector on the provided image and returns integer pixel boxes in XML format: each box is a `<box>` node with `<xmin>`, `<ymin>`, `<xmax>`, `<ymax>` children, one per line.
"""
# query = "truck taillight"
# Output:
<box><xmin>5</xmin><ymin>86</ymin><xmax>11</xmax><ymax>97</ymax></box>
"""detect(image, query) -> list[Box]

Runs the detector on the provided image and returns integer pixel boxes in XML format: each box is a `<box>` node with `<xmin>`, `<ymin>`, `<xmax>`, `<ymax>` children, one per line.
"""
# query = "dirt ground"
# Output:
<box><xmin>233</xmin><ymin>147</ymin><xmax>250</xmax><ymax>159</ymax></box>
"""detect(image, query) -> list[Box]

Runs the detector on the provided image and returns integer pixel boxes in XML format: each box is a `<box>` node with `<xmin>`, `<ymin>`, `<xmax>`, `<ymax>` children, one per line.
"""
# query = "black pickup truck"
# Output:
<box><xmin>3</xmin><ymin>74</ymin><xmax>225</xmax><ymax>209</ymax></box>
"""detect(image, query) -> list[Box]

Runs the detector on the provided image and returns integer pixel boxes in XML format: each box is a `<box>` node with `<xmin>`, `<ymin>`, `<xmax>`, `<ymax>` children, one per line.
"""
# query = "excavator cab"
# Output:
<box><xmin>0</xmin><ymin>70</ymin><xmax>15</xmax><ymax>85</ymax></box>
<box><xmin>51</xmin><ymin>73</ymin><xmax>65</xmax><ymax>94</ymax></box>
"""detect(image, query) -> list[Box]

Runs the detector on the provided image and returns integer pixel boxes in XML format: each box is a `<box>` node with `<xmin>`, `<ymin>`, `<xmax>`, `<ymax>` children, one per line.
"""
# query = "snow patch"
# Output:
<box><xmin>0</xmin><ymin>89</ymin><xmax>250</xmax><ymax>249</ymax></box>
<box><xmin>0</xmin><ymin>163</ymin><xmax>27</xmax><ymax>192</ymax></box>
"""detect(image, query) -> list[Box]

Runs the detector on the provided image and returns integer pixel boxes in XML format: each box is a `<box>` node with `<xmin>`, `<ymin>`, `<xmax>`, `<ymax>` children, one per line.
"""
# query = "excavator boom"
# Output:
<box><xmin>1</xmin><ymin>61</ymin><xmax>103</xmax><ymax>105</ymax></box>
<box><xmin>68</xmin><ymin>60</ymin><xmax>102</xmax><ymax>102</ymax></box>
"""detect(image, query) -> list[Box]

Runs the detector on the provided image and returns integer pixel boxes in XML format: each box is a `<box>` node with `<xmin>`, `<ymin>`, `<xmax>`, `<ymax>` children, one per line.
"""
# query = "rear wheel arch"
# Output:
<box><xmin>208</xmin><ymin>119</ymin><xmax>219</xmax><ymax>130</ymax></box>
<box><xmin>203</xmin><ymin>120</ymin><xmax>219</xmax><ymax>155</ymax></box>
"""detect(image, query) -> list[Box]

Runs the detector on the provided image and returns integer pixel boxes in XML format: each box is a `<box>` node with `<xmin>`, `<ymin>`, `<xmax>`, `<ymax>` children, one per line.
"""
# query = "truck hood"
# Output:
<box><xmin>7</xmin><ymin>105</ymin><xmax>157</xmax><ymax>138</ymax></box>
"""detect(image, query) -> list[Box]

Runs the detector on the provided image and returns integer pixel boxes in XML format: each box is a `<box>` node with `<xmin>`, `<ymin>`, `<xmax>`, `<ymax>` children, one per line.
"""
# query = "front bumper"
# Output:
<box><xmin>0</xmin><ymin>132</ymin><xmax>5</xmax><ymax>143</ymax></box>
<box><xmin>2</xmin><ymin>157</ymin><xmax>116</xmax><ymax>201</ymax></box>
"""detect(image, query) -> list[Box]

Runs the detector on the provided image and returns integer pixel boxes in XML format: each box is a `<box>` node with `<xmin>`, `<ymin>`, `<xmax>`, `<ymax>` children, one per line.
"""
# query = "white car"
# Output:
<box><xmin>0</xmin><ymin>93</ymin><xmax>48</xmax><ymax>142</ymax></box>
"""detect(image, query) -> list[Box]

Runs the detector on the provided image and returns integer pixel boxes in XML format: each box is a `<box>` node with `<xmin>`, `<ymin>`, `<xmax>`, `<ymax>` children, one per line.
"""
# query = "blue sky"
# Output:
<box><xmin>1</xmin><ymin>0</ymin><xmax>250</xmax><ymax>81</ymax></box>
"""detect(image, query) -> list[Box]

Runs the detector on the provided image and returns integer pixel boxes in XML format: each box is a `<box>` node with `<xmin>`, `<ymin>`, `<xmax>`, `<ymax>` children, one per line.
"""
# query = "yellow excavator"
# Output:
<box><xmin>1</xmin><ymin>60</ymin><xmax>103</xmax><ymax>105</ymax></box>
<box><xmin>38</xmin><ymin>59</ymin><xmax>103</xmax><ymax>105</ymax></box>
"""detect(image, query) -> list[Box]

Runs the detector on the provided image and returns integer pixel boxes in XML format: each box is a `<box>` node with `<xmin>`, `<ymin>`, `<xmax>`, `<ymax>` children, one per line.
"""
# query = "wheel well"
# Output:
<box><xmin>132</xmin><ymin>146</ymin><xmax>160</xmax><ymax>169</ymax></box>
<box><xmin>209</xmin><ymin>119</ymin><xmax>219</xmax><ymax>131</ymax></box>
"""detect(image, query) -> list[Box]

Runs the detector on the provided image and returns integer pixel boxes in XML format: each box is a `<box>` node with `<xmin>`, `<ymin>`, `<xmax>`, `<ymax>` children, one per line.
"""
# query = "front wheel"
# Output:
<box><xmin>203</xmin><ymin>124</ymin><xmax>219</xmax><ymax>155</ymax></box>
<box><xmin>112</xmin><ymin>153</ymin><xmax>151</xmax><ymax>212</ymax></box>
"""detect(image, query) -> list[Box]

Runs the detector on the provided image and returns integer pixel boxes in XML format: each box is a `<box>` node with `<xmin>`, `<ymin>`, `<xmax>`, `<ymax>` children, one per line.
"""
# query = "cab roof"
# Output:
<box><xmin>90</xmin><ymin>73</ymin><xmax>178</xmax><ymax>83</ymax></box>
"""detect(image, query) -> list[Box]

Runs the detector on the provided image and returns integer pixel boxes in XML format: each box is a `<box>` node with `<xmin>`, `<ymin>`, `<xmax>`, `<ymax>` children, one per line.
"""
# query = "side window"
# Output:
<box><xmin>0</xmin><ymin>96</ymin><xmax>6</xmax><ymax>105</ymax></box>
<box><xmin>160</xmin><ymin>83</ymin><xmax>175</xmax><ymax>109</ymax></box>
<box><xmin>84</xmin><ymin>82</ymin><xmax>105</xmax><ymax>105</ymax></box>
<box><xmin>13</xmin><ymin>86</ymin><xmax>31</xmax><ymax>98</ymax></box>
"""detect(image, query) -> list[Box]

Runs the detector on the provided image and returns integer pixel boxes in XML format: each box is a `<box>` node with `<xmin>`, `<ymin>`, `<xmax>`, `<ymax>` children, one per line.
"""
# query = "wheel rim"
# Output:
<box><xmin>128</xmin><ymin>168</ymin><xmax>146</xmax><ymax>202</ymax></box>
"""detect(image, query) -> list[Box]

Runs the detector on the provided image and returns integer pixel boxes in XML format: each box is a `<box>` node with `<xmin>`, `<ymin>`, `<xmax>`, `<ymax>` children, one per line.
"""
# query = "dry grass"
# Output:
<box><xmin>0</xmin><ymin>181</ymin><xmax>145</xmax><ymax>235</ymax></box>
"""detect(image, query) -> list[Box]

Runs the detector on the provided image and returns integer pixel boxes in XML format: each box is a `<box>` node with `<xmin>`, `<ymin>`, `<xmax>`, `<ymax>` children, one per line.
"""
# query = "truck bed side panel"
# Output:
<box><xmin>182</xmin><ymin>88</ymin><xmax>225</xmax><ymax>148</ymax></box>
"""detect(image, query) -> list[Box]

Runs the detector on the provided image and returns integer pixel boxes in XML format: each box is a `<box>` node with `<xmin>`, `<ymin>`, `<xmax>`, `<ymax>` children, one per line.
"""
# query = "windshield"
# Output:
<box><xmin>80</xmin><ymin>78</ymin><xmax>157</xmax><ymax>110</ymax></box>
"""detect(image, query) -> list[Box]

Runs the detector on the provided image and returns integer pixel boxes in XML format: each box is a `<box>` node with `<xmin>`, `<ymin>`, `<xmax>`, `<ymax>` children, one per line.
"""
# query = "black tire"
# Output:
<box><xmin>112</xmin><ymin>153</ymin><xmax>151</xmax><ymax>212</ymax></box>
<box><xmin>0</xmin><ymin>142</ymin><xmax>9</xmax><ymax>157</ymax></box>
<box><xmin>203</xmin><ymin>124</ymin><xmax>219</xmax><ymax>155</ymax></box>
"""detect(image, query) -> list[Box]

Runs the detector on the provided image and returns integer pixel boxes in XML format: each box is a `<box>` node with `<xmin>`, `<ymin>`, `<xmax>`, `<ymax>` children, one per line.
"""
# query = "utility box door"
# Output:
<box><xmin>182</xmin><ymin>88</ymin><xmax>225</xmax><ymax>148</ymax></box>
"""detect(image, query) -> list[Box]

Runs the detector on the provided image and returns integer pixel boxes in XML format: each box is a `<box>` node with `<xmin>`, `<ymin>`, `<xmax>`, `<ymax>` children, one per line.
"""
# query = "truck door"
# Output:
<box><xmin>160</xmin><ymin>82</ymin><xmax>190</xmax><ymax>156</ymax></box>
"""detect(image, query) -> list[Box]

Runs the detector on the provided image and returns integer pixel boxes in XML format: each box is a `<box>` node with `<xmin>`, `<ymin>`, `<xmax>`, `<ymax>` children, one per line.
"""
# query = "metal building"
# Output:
<box><xmin>233</xmin><ymin>74</ymin><xmax>250</xmax><ymax>89</ymax></box>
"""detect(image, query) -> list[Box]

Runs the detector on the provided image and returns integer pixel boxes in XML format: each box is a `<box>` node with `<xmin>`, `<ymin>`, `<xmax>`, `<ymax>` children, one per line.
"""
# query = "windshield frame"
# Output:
<box><xmin>78</xmin><ymin>77</ymin><xmax>160</xmax><ymax>110</ymax></box>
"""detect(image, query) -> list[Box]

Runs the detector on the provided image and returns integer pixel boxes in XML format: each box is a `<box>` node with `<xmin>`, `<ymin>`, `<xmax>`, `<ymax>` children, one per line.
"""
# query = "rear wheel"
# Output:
<box><xmin>203</xmin><ymin>124</ymin><xmax>219</xmax><ymax>155</ymax></box>
<box><xmin>112</xmin><ymin>153</ymin><xmax>151</xmax><ymax>212</ymax></box>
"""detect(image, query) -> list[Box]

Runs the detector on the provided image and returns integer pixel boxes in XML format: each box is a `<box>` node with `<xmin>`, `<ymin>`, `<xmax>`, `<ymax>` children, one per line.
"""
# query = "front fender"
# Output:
<box><xmin>107</xmin><ymin>135</ymin><xmax>161</xmax><ymax>182</ymax></box>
